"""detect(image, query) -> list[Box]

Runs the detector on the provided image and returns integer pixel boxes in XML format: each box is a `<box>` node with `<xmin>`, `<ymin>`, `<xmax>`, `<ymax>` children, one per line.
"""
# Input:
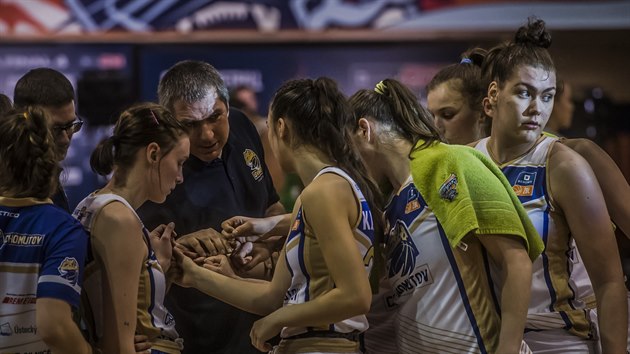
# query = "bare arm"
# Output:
<box><xmin>92</xmin><ymin>202</ymin><xmax>146</xmax><ymax>354</ymax></box>
<box><xmin>174</xmin><ymin>246</ymin><xmax>289</xmax><ymax>316</ymax></box>
<box><xmin>563</xmin><ymin>138</ymin><xmax>630</xmax><ymax>238</ymax></box>
<box><xmin>550</xmin><ymin>143</ymin><xmax>628</xmax><ymax>353</ymax></box>
<box><xmin>479</xmin><ymin>234</ymin><xmax>532</xmax><ymax>353</ymax></box>
<box><xmin>249</xmin><ymin>175</ymin><xmax>372</xmax><ymax>351</ymax></box>
<box><xmin>265</xmin><ymin>201</ymin><xmax>286</xmax><ymax>217</ymax></box>
<box><xmin>221</xmin><ymin>213</ymin><xmax>292</xmax><ymax>241</ymax></box>
<box><xmin>36</xmin><ymin>298</ymin><xmax>92</xmax><ymax>354</ymax></box>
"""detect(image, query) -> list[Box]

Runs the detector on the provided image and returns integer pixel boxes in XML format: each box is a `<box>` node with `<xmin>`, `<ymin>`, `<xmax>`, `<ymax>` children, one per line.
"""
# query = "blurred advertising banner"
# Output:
<box><xmin>1</xmin><ymin>0</ymin><xmax>629</xmax><ymax>36</ymax></box>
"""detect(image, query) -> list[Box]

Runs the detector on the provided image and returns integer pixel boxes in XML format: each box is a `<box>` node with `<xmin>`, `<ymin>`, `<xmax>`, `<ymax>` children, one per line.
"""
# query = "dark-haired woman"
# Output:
<box><xmin>73</xmin><ymin>103</ymin><xmax>189</xmax><ymax>354</ymax></box>
<box><xmin>476</xmin><ymin>18</ymin><xmax>627</xmax><ymax>353</ymax></box>
<box><xmin>172</xmin><ymin>77</ymin><xmax>379</xmax><ymax>354</ymax></box>
<box><xmin>0</xmin><ymin>108</ymin><xmax>91</xmax><ymax>354</ymax></box>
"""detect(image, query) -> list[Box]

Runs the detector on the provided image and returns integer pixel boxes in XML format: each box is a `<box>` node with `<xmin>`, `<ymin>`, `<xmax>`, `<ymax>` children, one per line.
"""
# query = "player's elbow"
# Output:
<box><xmin>346</xmin><ymin>288</ymin><xmax>372</xmax><ymax>315</ymax></box>
<box><xmin>37</xmin><ymin>314</ymin><xmax>72</xmax><ymax>348</ymax></box>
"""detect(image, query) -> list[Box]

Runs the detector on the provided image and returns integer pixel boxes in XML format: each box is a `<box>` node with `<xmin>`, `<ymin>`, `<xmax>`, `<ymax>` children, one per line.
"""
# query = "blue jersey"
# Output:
<box><xmin>0</xmin><ymin>196</ymin><xmax>87</xmax><ymax>353</ymax></box>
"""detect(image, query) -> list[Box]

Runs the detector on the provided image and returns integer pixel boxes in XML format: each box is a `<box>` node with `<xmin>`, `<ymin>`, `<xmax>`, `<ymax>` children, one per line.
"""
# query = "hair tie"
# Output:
<box><xmin>22</xmin><ymin>112</ymin><xmax>29</xmax><ymax>120</ymax></box>
<box><xmin>150</xmin><ymin>109</ymin><xmax>159</xmax><ymax>125</ymax></box>
<box><xmin>460</xmin><ymin>58</ymin><xmax>473</xmax><ymax>64</ymax></box>
<box><xmin>374</xmin><ymin>81</ymin><xmax>387</xmax><ymax>95</ymax></box>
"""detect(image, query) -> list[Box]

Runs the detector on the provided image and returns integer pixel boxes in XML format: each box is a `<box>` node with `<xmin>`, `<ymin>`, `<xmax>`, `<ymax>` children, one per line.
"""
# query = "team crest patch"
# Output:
<box><xmin>58</xmin><ymin>257</ymin><xmax>79</xmax><ymax>286</ymax></box>
<box><xmin>512</xmin><ymin>171</ymin><xmax>536</xmax><ymax>197</ymax></box>
<box><xmin>439</xmin><ymin>174</ymin><xmax>458</xmax><ymax>201</ymax></box>
<box><xmin>243</xmin><ymin>149</ymin><xmax>263</xmax><ymax>181</ymax></box>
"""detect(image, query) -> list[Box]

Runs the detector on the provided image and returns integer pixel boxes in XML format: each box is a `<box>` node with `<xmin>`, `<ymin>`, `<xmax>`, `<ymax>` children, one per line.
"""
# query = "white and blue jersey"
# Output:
<box><xmin>382</xmin><ymin>176</ymin><xmax>534</xmax><ymax>354</ymax></box>
<box><xmin>475</xmin><ymin>136</ymin><xmax>595</xmax><ymax>339</ymax></box>
<box><xmin>0</xmin><ymin>196</ymin><xmax>87</xmax><ymax>353</ymax></box>
<box><xmin>73</xmin><ymin>193</ymin><xmax>181</xmax><ymax>353</ymax></box>
<box><xmin>280</xmin><ymin>167</ymin><xmax>375</xmax><ymax>349</ymax></box>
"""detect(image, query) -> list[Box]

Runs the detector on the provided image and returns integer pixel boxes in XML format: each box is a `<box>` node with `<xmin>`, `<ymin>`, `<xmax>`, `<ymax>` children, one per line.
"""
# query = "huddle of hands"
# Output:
<box><xmin>148</xmin><ymin>216</ymin><xmax>281</xmax><ymax>282</ymax></box>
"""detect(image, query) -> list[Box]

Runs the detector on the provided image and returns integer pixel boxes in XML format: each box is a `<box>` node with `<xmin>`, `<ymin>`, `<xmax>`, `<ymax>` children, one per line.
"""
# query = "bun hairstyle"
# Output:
<box><xmin>514</xmin><ymin>17</ymin><xmax>552</xmax><ymax>48</ymax></box>
<box><xmin>482</xmin><ymin>17</ymin><xmax>555</xmax><ymax>87</ymax></box>
<box><xmin>0</xmin><ymin>107</ymin><xmax>59</xmax><ymax>199</ymax></box>
<box><xmin>91</xmin><ymin>103</ymin><xmax>187</xmax><ymax>183</ymax></box>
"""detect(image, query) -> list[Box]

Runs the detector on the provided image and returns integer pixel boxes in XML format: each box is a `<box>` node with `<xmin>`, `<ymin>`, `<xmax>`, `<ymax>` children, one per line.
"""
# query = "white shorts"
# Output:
<box><xmin>524</xmin><ymin>328</ymin><xmax>598</xmax><ymax>353</ymax></box>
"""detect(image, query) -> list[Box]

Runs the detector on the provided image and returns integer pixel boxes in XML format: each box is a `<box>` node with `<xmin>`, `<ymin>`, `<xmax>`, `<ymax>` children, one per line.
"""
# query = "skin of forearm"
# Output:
<box><xmin>266</xmin><ymin>214</ymin><xmax>292</xmax><ymax>235</ymax></box>
<box><xmin>191</xmin><ymin>265</ymin><xmax>280</xmax><ymax>315</ymax></box>
<box><xmin>265</xmin><ymin>287</ymin><xmax>370</xmax><ymax>331</ymax></box>
<box><xmin>595</xmin><ymin>282</ymin><xmax>628</xmax><ymax>353</ymax></box>
<box><xmin>496</xmin><ymin>256</ymin><xmax>532</xmax><ymax>352</ymax></box>
<box><xmin>43</xmin><ymin>323</ymin><xmax>92</xmax><ymax>354</ymax></box>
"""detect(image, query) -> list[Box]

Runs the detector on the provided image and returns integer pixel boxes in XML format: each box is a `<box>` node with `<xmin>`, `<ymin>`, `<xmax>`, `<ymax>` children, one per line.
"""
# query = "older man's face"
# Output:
<box><xmin>172</xmin><ymin>93</ymin><xmax>230</xmax><ymax>162</ymax></box>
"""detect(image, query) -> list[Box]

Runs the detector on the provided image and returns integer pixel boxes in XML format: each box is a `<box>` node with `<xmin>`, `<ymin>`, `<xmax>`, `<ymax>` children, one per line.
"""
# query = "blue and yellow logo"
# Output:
<box><xmin>58</xmin><ymin>257</ymin><xmax>79</xmax><ymax>286</ymax></box>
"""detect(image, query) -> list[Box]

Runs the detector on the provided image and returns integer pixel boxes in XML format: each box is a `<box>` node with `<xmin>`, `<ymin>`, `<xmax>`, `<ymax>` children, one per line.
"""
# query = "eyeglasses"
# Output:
<box><xmin>52</xmin><ymin>117</ymin><xmax>83</xmax><ymax>136</ymax></box>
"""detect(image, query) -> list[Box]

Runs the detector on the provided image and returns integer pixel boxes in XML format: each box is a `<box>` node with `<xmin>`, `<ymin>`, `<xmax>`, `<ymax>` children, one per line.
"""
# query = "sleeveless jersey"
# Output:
<box><xmin>384</xmin><ymin>176</ymin><xmax>533</xmax><ymax>354</ymax></box>
<box><xmin>0</xmin><ymin>197</ymin><xmax>87</xmax><ymax>353</ymax></box>
<box><xmin>281</xmin><ymin>167</ymin><xmax>375</xmax><ymax>341</ymax></box>
<box><xmin>73</xmin><ymin>193</ymin><xmax>181</xmax><ymax>352</ymax></box>
<box><xmin>475</xmin><ymin>136</ymin><xmax>595</xmax><ymax>338</ymax></box>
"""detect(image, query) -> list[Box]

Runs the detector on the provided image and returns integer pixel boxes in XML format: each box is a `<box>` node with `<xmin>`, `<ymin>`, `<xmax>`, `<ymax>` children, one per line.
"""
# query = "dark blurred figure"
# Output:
<box><xmin>13</xmin><ymin>68</ymin><xmax>82</xmax><ymax>212</ymax></box>
<box><xmin>230</xmin><ymin>85</ymin><xmax>287</xmax><ymax>194</ymax></box>
<box><xmin>0</xmin><ymin>93</ymin><xmax>12</xmax><ymax>115</ymax></box>
<box><xmin>545</xmin><ymin>79</ymin><xmax>575</xmax><ymax>136</ymax></box>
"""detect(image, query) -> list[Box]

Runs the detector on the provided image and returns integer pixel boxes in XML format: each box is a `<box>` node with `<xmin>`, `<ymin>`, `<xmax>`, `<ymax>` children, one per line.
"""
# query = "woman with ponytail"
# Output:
<box><xmin>475</xmin><ymin>18</ymin><xmax>627</xmax><ymax>353</ymax></box>
<box><xmin>427</xmin><ymin>48</ymin><xmax>490</xmax><ymax>145</ymax></box>
<box><xmin>73</xmin><ymin>103</ymin><xmax>189</xmax><ymax>354</ymax></box>
<box><xmin>349</xmin><ymin>78</ymin><xmax>542</xmax><ymax>353</ymax></box>
<box><xmin>172</xmin><ymin>77</ymin><xmax>379</xmax><ymax>354</ymax></box>
<box><xmin>0</xmin><ymin>108</ymin><xmax>92</xmax><ymax>354</ymax></box>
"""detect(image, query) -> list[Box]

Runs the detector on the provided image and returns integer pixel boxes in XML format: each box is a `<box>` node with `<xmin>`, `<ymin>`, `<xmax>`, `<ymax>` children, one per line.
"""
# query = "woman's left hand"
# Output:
<box><xmin>250</xmin><ymin>313</ymin><xmax>281</xmax><ymax>352</ymax></box>
<box><xmin>149</xmin><ymin>222</ymin><xmax>176</xmax><ymax>272</ymax></box>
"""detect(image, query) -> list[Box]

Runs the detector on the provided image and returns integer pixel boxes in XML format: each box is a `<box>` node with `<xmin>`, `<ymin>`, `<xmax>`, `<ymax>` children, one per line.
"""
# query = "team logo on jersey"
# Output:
<box><xmin>387</xmin><ymin>220</ymin><xmax>420</xmax><ymax>278</ymax></box>
<box><xmin>73</xmin><ymin>205</ymin><xmax>92</xmax><ymax>224</ymax></box>
<box><xmin>439</xmin><ymin>174</ymin><xmax>458</xmax><ymax>201</ymax></box>
<box><xmin>58</xmin><ymin>257</ymin><xmax>79</xmax><ymax>286</ymax></box>
<box><xmin>0</xmin><ymin>322</ymin><xmax>11</xmax><ymax>336</ymax></box>
<box><xmin>405</xmin><ymin>187</ymin><xmax>420</xmax><ymax>214</ymax></box>
<box><xmin>291</xmin><ymin>219</ymin><xmax>301</xmax><ymax>231</ymax></box>
<box><xmin>243</xmin><ymin>149</ymin><xmax>263</xmax><ymax>181</ymax></box>
<box><xmin>512</xmin><ymin>171</ymin><xmax>537</xmax><ymax>197</ymax></box>
<box><xmin>164</xmin><ymin>312</ymin><xmax>175</xmax><ymax>326</ymax></box>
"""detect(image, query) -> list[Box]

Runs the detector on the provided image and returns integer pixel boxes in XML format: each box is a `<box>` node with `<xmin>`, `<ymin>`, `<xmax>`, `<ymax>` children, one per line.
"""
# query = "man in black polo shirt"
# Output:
<box><xmin>138</xmin><ymin>60</ymin><xmax>284</xmax><ymax>354</ymax></box>
<box><xmin>13</xmin><ymin>68</ymin><xmax>83</xmax><ymax>212</ymax></box>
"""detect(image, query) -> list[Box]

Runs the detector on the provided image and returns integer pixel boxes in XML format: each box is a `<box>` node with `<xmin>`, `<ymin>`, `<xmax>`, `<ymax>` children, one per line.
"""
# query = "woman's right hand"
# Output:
<box><xmin>170</xmin><ymin>247</ymin><xmax>200</xmax><ymax>288</ymax></box>
<box><xmin>203</xmin><ymin>254</ymin><xmax>238</xmax><ymax>278</ymax></box>
<box><xmin>221</xmin><ymin>216</ymin><xmax>273</xmax><ymax>241</ymax></box>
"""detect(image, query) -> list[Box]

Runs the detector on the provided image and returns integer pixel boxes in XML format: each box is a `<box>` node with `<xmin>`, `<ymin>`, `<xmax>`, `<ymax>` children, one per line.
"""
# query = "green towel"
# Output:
<box><xmin>410</xmin><ymin>140</ymin><xmax>543</xmax><ymax>261</ymax></box>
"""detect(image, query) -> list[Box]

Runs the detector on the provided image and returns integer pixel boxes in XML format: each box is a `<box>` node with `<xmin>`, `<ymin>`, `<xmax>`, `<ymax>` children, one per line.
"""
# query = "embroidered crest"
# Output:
<box><xmin>439</xmin><ymin>173</ymin><xmax>458</xmax><ymax>201</ymax></box>
<box><xmin>243</xmin><ymin>149</ymin><xmax>263</xmax><ymax>181</ymax></box>
<box><xmin>58</xmin><ymin>257</ymin><xmax>79</xmax><ymax>286</ymax></box>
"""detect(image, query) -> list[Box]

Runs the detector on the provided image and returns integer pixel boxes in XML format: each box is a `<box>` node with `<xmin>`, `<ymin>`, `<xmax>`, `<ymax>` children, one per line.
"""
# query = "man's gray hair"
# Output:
<box><xmin>158</xmin><ymin>60</ymin><xmax>229</xmax><ymax>112</ymax></box>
